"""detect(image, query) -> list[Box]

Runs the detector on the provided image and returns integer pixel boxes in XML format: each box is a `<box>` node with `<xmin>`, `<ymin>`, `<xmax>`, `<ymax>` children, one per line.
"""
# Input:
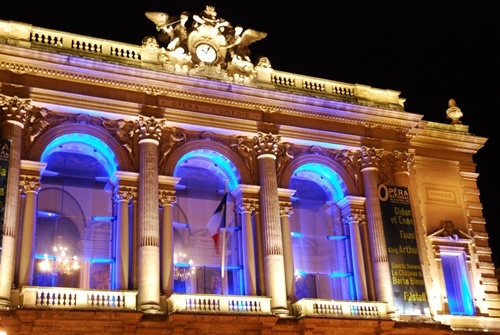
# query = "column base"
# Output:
<box><xmin>272</xmin><ymin>307</ymin><xmax>289</xmax><ymax>317</ymax></box>
<box><xmin>0</xmin><ymin>298</ymin><xmax>13</xmax><ymax>310</ymax></box>
<box><xmin>139</xmin><ymin>303</ymin><xmax>164</xmax><ymax>315</ymax></box>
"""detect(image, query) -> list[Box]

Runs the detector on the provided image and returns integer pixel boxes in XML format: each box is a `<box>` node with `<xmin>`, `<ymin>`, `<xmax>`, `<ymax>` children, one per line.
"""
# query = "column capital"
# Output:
<box><xmin>158</xmin><ymin>190</ymin><xmax>177</xmax><ymax>207</ymax></box>
<box><xmin>0</xmin><ymin>95</ymin><xmax>30</xmax><ymax>127</ymax></box>
<box><xmin>279</xmin><ymin>202</ymin><xmax>294</xmax><ymax>217</ymax></box>
<box><xmin>389</xmin><ymin>150</ymin><xmax>414</xmax><ymax>174</ymax></box>
<box><xmin>21</xmin><ymin>176</ymin><xmax>41</xmax><ymax>193</ymax></box>
<box><xmin>114</xmin><ymin>188</ymin><xmax>133</xmax><ymax>202</ymax></box>
<box><xmin>254</xmin><ymin>132</ymin><xmax>280</xmax><ymax>157</ymax></box>
<box><xmin>358</xmin><ymin>146</ymin><xmax>384</xmax><ymax>170</ymax></box>
<box><xmin>238</xmin><ymin>198</ymin><xmax>257</xmax><ymax>213</ymax></box>
<box><xmin>342</xmin><ymin>210</ymin><xmax>366</xmax><ymax>226</ymax></box>
<box><xmin>135</xmin><ymin>115</ymin><xmax>165</xmax><ymax>143</ymax></box>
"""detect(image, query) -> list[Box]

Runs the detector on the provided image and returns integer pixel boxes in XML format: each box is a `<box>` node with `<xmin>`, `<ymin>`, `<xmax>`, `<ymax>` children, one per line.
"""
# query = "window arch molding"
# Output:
<box><xmin>164</xmin><ymin>139</ymin><xmax>252</xmax><ymax>185</ymax></box>
<box><xmin>279</xmin><ymin>153</ymin><xmax>359</xmax><ymax>197</ymax></box>
<box><xmin>26</xmin><ymin>123</ymin><xmax>133</xmax><ymax>172</ymax></box>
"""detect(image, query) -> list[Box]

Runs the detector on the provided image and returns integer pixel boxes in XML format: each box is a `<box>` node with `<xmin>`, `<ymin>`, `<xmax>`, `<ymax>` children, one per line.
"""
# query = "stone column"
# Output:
<box><xmin>0</xmin><ymin>95</ymin><xmax>29</xmax><ymax>309</ymax></box>
<box><xmin>337</xmin><ymin>196</ymin><xmax>368</xmax><ymax>300</ymax></box>
<box><xmin>18</xmin><ymin>164</ymin><xmax>44</xmax><ymax>287</ymax></box>
<box><xmin>278</xmin><ymin>189</ymin><xmax>296</xmax><ymax>302</ymax></box>
<box><xmin>391</xmin><ymin>150</ymin><xmax>433</xmax><ymax>309</ymax></box>
<box><xmin>358</xmin><ymin>146</ymin><xmax>394</xmax><ymax>312</ymax></box>
<box><xmin>232</xmin><ymin>185</ymin><xmax>259</xmax><ymax>295</ymax></box>
<box><xmin>158</xmin><ymin>175</ymin><xmax>180</xmax><ymax>297</ymax></box>
<box><xmin>253</xmin><ymin>202</ymin><xmax>266</xmax><ymax>296</ymax></box>
<box><xmin>110</xmin><ymin>169</ymin><xmax>139</xmax><ymax>292</ymax></box>
<box><xmin>135</xmin><ymin>116</ymin><xmax>164</xmax><ymax>313</ymax></box>
<box><xmin>253</xmin><ymin>132</ymin><xmax>288</xmax><ymax>316</ymax></box>
<box><xmin>114</xmin><ymin>187</ymin><xmax>132</xmax><ymax>290</ymax></box>
<box><xmin>130</xmin><ymin>188</ymin><xmax>138</xmax><ymax>290</ymax></box>
<box><xmin>391</xmin><ymin>150</ymin><xmax>420</xmax><ymax>241</ymax></box>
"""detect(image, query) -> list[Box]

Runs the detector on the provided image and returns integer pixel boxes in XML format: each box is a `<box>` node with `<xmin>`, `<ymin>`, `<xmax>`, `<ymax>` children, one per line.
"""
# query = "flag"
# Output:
<box><xmin>206</xmin><ymin>193</ymin><xmax>227</xmax><ymax>253</ymax></box>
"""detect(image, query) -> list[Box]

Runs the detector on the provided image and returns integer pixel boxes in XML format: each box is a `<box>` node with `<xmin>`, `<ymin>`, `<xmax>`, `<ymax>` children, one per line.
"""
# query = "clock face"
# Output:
<box><xmin>195</xmin><ymin>43</ymin><xmax>217</xmax><ymax>63</ymax></box>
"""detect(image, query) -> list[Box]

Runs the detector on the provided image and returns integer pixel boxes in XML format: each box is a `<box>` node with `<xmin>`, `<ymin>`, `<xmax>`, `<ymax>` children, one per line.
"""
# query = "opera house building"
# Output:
<box><xmin>0</xmin><ymin>6</ymin><xmax>499</xmax><ymax>334</ymax></box>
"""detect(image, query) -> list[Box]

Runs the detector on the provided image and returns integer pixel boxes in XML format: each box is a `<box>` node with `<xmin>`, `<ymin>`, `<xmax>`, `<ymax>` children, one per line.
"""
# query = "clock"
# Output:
<box><xmin>195</xmin><ymin>43</ymin><xmax>217</xmax><ymax>63</ymax></box>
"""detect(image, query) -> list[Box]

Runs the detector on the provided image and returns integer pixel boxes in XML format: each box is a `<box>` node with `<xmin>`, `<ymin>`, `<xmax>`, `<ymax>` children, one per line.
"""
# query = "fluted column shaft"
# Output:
<box><xmin>254</xmin><ymin>132</ymin><xmax>288</xmax><ymax>316</ymax></box>
<box><xmin>136</xmin><ymin>116</ymin><xmax>164</xmax><ymax>314</ymax></box>
<box><xmin>18</xmin><ymin>176</ymin><xmax>41</xmax><ymax>287</ymax></box>
<box><xmin>359</xmin><ymin>146</ymin><xmax>394</xmax><ymax>312</ymax></box>
<box><xmin>0</xmin><ymin>96</ymin><xmax>29</xmax><ymax>308</ymax></box>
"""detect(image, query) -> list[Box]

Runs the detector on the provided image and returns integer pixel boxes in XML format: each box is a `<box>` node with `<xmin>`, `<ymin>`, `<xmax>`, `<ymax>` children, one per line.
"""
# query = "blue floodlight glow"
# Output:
<box><xmin>441</xmin><ymin>252</ymin><xmax>474</xmax><ymax>315</ymax></box>
<box><xmin>327</xmin><ymin>235</ymin><xmax>347</xmax><ymax>240</ymax></box>
<box><xmin>291</xmin><ymin>232</ymin><xmax>303</xmax><ymax>238</ymax></box>
<box><xmin>329</xmin><ymin>272</ymin><xmax>352</xmax><ymax>278</ymax></box>
<box><xmin>223</xmin><ymin>266</ymin><xmax>243</xmax><ymax>270</ymax></box>
<box><xmin>91</xmin><ymin>216</ymin><xmax>117</xmax><ymax>221</ymax></box>
<box><xmin>175</xmin><ymin>149</ymin><xmax>241</xmax><ymax>190</ymax></box>
<box><xmin>90</xmin><ymin>258</ymin><xmax>115</xmax><ymax>263</ymax></box>
<box><xmin>36</xmin><ymin>210</ymin><xmax>59</xmax><ymax>218</ymax></box>
<box><xmin>293</xmin><ymin>163</ymin><xmax>347</xmax><ymax>201</ymax></box>
<box><xmin>41</xmin><ymin>133</ymin><xmax>118</xmax><ymax>176</ymax></box>
<box><xmin>174</xmin><ymin>262</ymin><xmax>192</xmax><ymax>268</ymax></box>
<box><xmin>34</xmin><ymin>253</ymin><xmax>55</xmax><ymax>260</ymax></box>
<box><xmin>295</xmin><ymin>270</ymin><xmax>306</xmax><ymax>276</ymax></box>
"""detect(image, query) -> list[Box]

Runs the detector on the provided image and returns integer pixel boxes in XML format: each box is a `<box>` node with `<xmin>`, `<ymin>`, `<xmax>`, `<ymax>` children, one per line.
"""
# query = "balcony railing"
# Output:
<box><xmin>19</xmin><ymin>286</ymin><xmax>138</xmax><ymax>310</ymax></box>
<box><xmin>167</xmin><ymin>293</ymin><xmax>272</xmax><ymax>315</ymax></box>
<box><xmin>292</xmin><ymin>298</ymin><xmax>389</xmax><ymax>319</ymax></box>
<box><xmin>0</xmin><ymin>19</ymin><xmax>405</xmax><ymax>111</ymax></box>
<box><xmin>18</xmin><ymin>286</ymin><xmax>390</xmax><ymax>321</ymax></box>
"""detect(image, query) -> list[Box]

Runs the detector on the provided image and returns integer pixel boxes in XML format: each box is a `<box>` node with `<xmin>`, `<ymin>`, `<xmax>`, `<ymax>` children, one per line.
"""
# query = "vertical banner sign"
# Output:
<box><xmin>378</xmin><ymin>184</ymin><xmax>428</xmax><ymax>315</ymax></box>
<box><xmin>0</xmin><ymin>139</ymin><xmax>10</xmax><ymax>249</ymax></box>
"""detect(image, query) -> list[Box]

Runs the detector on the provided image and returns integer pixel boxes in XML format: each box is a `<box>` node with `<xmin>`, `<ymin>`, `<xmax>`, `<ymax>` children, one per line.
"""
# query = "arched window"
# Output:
<box><xmin>172</xmin><ymin>149</ymin><xmax>242</xmax><ymax>295</ymax></box>
<box><xmin>288</xmin><ymin>162</ymin><xmax>352</xmax><ymax>300</ymax></box>
<box><xmin>33</xmin><ymin>134</ymin><xmax>117</xmax><ymax>289</ymax></box>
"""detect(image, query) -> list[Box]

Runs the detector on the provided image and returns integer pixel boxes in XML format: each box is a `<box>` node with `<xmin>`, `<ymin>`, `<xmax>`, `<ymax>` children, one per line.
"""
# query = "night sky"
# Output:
<box><xmin>2</xmin><ymin>2</ymin><xmax>499</xmax><ymax>265</ymax></box>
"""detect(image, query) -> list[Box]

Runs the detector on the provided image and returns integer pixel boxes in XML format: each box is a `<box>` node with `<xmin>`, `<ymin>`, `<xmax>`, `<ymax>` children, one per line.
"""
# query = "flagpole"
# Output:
<box><xmin>220</xmin><ymin>180</ymin><xmax>228</xmax><ymax>294</ymax></box>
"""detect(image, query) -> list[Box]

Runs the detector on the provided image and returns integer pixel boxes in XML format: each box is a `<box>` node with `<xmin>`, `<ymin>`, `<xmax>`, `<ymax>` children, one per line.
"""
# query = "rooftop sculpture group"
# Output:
<box><xmin>143</xmin><ymin>5</ymin><xmax>268</xmax><ymax>81</ymax></box>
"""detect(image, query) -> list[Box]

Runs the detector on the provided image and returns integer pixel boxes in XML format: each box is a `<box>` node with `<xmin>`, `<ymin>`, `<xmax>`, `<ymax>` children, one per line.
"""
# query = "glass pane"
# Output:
<box><xmin>442</xmin><ymin>253</ymin><xmax>474</xmax><ymax>315</ymax></box>
<box><xmin>295</xmin><ymin>273</ymin><xmax>318</xmax><ymax>299</ymax></box>
<box><xmin>193</xmin><ymin>267</ymin><xmax>221</xmax><ymax>294</ymax></box>
<box><xmin>90</xmin><ymin>262</ymin><xmax>111</xmax><ymax>289</ymax></box>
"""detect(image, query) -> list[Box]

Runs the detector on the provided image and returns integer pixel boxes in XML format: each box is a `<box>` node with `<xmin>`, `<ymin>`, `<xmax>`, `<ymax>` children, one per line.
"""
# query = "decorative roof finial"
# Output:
<box><xmin>446</xmin><ymin>98</ymin><xmax>463</xmax><ymax>125</ymax></box>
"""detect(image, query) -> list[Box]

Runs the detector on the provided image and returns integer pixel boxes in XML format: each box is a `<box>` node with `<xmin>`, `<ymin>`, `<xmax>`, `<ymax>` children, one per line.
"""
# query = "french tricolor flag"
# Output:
<box><xmin>206</xmin><ymin>193</ymin><xmax>227</xmax><ymax>253</ymax></box>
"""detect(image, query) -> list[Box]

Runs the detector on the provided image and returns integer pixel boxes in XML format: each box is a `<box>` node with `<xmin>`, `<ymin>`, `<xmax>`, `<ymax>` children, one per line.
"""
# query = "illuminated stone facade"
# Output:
<box><xmin>0</xmin><ymin>7</ymin><xmax>499</xmax><ymax>334</ymax></box>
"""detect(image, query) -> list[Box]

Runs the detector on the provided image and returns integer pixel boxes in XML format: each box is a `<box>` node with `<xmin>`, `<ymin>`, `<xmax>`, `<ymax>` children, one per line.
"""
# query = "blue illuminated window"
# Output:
<box><xmin>441</xmin><ymin>252</ymin><xmax>474</xmax><ymax>315</ymax></box>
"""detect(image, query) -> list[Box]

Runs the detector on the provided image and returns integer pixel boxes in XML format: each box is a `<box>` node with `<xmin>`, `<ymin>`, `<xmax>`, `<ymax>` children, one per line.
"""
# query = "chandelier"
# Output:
<box><xmin>174</xmin><ymin>252</ymin><xmax>194</xmax><ymax>281</ymax></box>
<box><xmin>39</xmin><ymin>235</ymin><xmax>79</xmax><ymax>275</ymax></box>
